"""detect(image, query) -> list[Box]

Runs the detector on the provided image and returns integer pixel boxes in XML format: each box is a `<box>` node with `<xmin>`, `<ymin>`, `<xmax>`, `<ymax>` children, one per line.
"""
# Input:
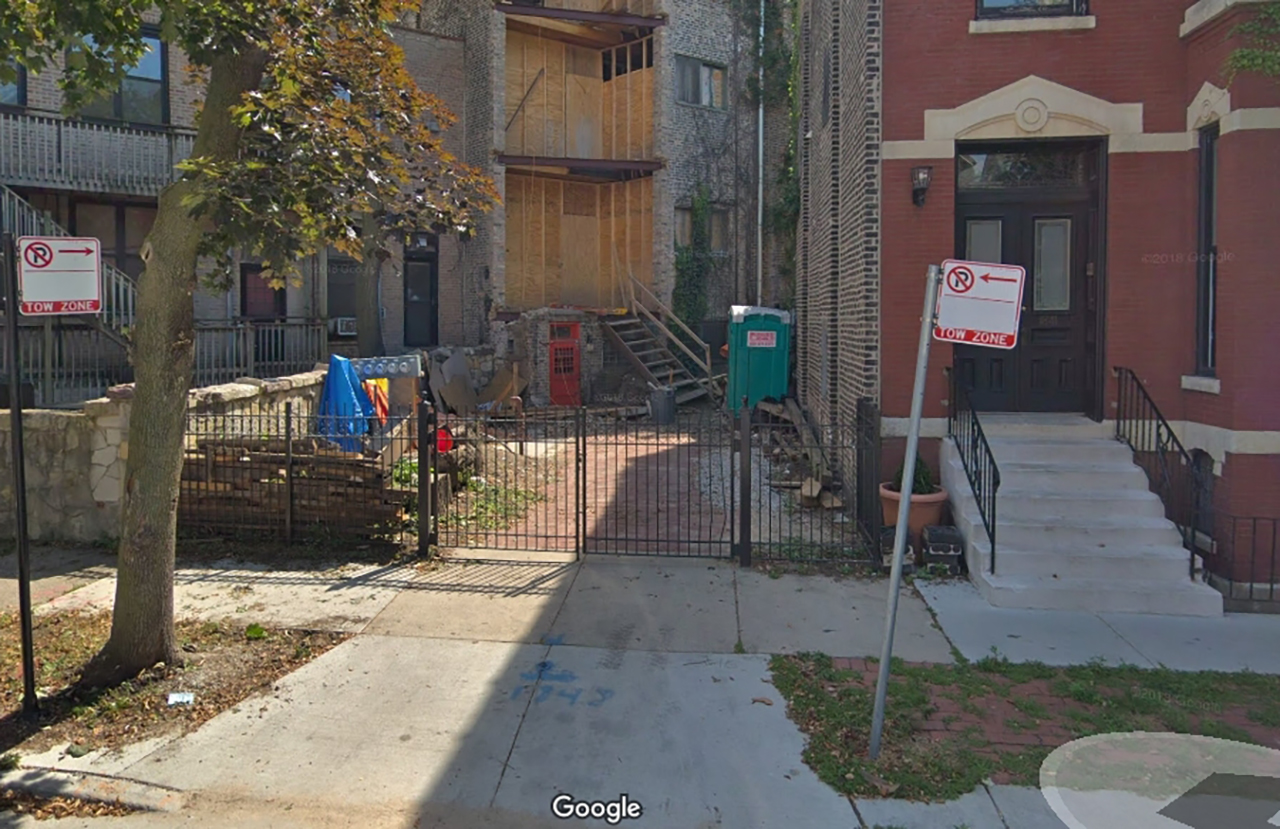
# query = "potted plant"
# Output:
<box><xmin>879</xmin><ymin>456</ymin><xmax>948</xmax><ymax>546</ymax></box>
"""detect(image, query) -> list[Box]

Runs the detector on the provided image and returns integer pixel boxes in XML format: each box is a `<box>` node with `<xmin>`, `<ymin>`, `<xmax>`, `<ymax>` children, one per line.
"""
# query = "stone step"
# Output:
<box><xmin>991</xmin><ymin>459</ymin><xmax>1152</xmax><ymax>491</ymax></box>
<box><xmin>986</xmin><ymin>436</ymin><xmax>1133</xmax><ymax>465</ymax></box>
<box><xmin>994</xmin><ymin>487</ymin><xmax>1168</xmax><ymax>521</ymax></box>
<box><xmin>954</xmin><ymin>505</ymin><xmax>1185</xmax><ymax>549</ymax></box>
<box><xmin>979</xmin><ymin>413</ymin><xmax>1113</xmax><ymax>440</ymax></box>
<box><xmin>975</xmin><ymin>543</ymin><xmax>1192</xmax><ymax>581</ymax></box>
<box><xmin>971</xmin><ymin>571</ymin><xmax>1223</xmax><ymax>616</ymax></box>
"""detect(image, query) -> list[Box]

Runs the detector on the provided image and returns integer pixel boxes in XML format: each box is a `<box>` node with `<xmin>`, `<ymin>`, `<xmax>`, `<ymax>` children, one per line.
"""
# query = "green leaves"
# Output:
<box><xmin>1225</xmin><ymin>2</ymin><xmax>1280</xmax><ymax>83</ymax></box>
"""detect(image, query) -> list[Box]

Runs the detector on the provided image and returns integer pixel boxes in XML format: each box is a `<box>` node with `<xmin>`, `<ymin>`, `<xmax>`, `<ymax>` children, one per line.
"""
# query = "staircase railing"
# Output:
<box><xmin>1</xmin><ymin>185</ymin><xmax>137</xmax><ymax>340</ymax></box>
<box><xmin>1113</xmin><ymin>366</ymin><xmax>1206</xmax><ymax>579</ymax></box>
<box><xmin>947</xmin><ymin>368</ymin><xmax>1000</xmax><ymax>573</ymax></box>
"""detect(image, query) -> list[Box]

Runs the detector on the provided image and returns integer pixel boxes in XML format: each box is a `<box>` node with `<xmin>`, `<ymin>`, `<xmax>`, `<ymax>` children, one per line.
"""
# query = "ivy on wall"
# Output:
<box><xmin>1224</xmin><ymin>2</ymin><xmax>1280</xmax><ymax>81</ymax></box>
<box><xmin>673</xmin><ymin>184</ymin><xmax>712</xmax><ymax>331</ymax></box>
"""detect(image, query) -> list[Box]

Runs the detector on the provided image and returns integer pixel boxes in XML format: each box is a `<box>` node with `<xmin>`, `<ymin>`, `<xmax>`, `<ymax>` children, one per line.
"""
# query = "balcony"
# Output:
<box><xmin>0</xmin><ymin>110</ymin><xmax>195</xmax><ymax>197</ymax></box>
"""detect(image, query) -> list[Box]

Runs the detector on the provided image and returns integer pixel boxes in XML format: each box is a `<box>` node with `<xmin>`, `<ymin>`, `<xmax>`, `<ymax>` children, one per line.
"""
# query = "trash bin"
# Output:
<box><xmin>727</xmin><ymin>306</ymin><xmax>792</xmax><ymax>413</ymax></box>
<box><xmin>649</xmin><ymin>385</ymin><xmax>676</xmax><ymax>425</ymax></box>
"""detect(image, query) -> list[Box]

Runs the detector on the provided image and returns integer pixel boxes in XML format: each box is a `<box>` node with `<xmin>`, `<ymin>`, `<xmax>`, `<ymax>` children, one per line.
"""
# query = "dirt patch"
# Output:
<box><xmin>0</xmin><ymin>788</ymin><xmax>137</xmax><ymax>821</ymax></box>
<box><xmin>0</xmin><ymin>610</ymin><xmax>348</xmax><ymax>756</ymax></box>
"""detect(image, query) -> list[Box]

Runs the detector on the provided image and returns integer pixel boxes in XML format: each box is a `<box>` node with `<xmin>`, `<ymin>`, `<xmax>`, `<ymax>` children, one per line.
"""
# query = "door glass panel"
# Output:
<box><xmin>958</xmin><ymin>147</ymin><xmax>1087</xmax><ymax>190</ymax></box>
<box><xmin>1034</xmin><ymin>218</ymin><xmax>1071</xmax><ymax>311</ymax></box>
<box><xmin>966</xmin><ymin>219</ymin><xmax>1003</xmax><ymax>263</ymax></box>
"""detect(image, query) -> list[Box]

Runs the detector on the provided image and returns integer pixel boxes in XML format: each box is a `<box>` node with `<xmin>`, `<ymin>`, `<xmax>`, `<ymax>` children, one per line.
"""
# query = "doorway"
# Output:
<box><xmin>952</xmin><ymin>142</ymin><xmax>1104</xmax><ymax>414</ymax></box>
<box><xmin>404</xmin><ymin>235</ymin><xmax>439</xmax><ymax>349</ymax></box>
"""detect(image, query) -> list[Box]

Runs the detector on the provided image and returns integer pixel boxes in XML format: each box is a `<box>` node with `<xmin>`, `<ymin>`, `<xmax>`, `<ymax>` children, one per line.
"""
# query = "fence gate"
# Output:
<box><xmin>421</xmin><ymin>402</ymin><xmax>882</xmax><ymax>564</ymax></box>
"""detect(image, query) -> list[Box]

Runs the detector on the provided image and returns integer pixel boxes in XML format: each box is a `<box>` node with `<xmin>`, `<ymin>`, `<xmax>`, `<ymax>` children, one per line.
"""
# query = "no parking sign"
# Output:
<box><xmin>932</xmin><ymin>259</ymin><xmax>1026</xmax><ymax>350</ymax></box>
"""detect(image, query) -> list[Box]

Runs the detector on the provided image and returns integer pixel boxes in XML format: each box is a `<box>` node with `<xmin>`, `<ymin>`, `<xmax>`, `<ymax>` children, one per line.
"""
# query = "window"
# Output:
<box><xmin>327</xmin><ymin>255</ymin><xmax>360</xmax><ymax>319</ymax></box>
<box><xmin>72</xmin><ymin>201</ymin><xmax>157</xmax><ymax>279</ymax></box>
<box><xmin>676</xmin><ymin>56</ymin><xmax>725</xmax><ymax>109</ymax></box>
<box><xmin>1196</xmin><ymin>123</ymin><xmax>1219</xmax><ymax>375</ymax></box>
<box><xmin>675</xmin><ymin>206</ymin><xmax>730</xmax><ymax>254</ymax></box>
<box><xmin>976</xmin><ymin>0</ymin><xmax>1088</xmax><ymax>18</ymax></box>
<box><xmin>241</xmin><ymin>264</ymin><xmax>287</xmax><ymax>319</ymax></box>
<box><xmin>79</xmin><ymin>34</ymin><xmax>167</xmax><ymax>125</ymax></box>
<box><xmin>0</xmin><ymin>62</ymin><xmax>25</xmax><ymax>107</ymax></box>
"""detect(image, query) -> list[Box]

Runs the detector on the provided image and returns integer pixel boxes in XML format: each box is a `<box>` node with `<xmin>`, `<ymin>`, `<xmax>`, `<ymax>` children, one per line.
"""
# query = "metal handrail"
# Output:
<box><xmin>947</xmin><ymin>369</ymin><xmax>1000</xmax><ymax>572</ymax></box>
<box><xmin>1</xmin><ymin>184</ymin><xmax>138</xmax><ymax>340</ymax></box>
<box><xmin>1113</xmin><ymin>366</ymin><xmax>1206</xmax><ymax>578</ymax></box>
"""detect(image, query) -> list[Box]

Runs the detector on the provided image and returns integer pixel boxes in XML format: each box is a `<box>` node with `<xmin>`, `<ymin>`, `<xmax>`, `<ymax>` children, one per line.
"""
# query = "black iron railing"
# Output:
<box><xmin>1113</xmin><ymin>367</ymin><xmax>1206</xmax><ymax>578</ymax></box>
<box><xmin>948</xmin><ymin>370</ymin><xmax>999</xmax><ymax>573</ymax></box>
<box><xmin>1207</xmin><ymin>516</ymin><xmax>1279</xmax><ymax>610</ymax></box>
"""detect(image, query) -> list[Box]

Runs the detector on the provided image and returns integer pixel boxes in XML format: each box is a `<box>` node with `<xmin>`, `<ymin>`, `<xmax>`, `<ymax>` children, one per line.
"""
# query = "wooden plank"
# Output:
<box><xmin>641</xmin><ymin>61</ymin><xmax>653</xmax><ymax>158</ymax></box>
<box><xmin>601</xmin><ymin>81</ymin><xmax>614</xmax><ymax>160</ymax></box>
<box><xmin>640</xmin><ymin>176</ymin><xmax>653</xmax><ymax>291</ymax></box>
<box><xmin>546</xmin><ymin>41</ymin><xmax>566</xmax><ymax>157</ymax></box>
<box><xmin>627</xmin><ymin>69</ymin><xmax>642</xmax><ymax>160</ymax></box>
<box><xmin>505</xmin><ymin>31</ymin><xmax>527</xmax><ymax>154</ymax></box>
<box><xmin>599</xmin><ymin>184</ymin><xmax>613</xmax><ymax>306</ymax></box>
<box><xmin>786</xmin><ymin>398</ymin><xmax>831</xmax><ymax>486</ymax></box>
<box><xmin>528</xmin><ymin>177</ymin><xmax>545</xmax><ymax>308</ymax></box>
<box><xmin>544</xmin><ymin>180</ymin><xmax>564</xmax><ymax>305</ymax></box>
<box><xmin>561</xmin><ymin>182</ymin><xmax>599</xmax><ymax>307</ymax></box>
<box><xmin>566</xmin><ymin>45</ymin><xmax>602</xmax><ymax>158</ymax></box>
<box><xmin>506</xmin><ymin>174</ymin><xmax>526</xmax><ymax>309</ymax></box>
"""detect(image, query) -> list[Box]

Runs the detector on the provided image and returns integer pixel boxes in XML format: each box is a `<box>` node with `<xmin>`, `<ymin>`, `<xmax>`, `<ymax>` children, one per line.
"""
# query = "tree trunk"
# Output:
<box><xmin>355</xmin><ymin>214</ymin><xmax>386</xmax><ymax>358</ymax></box>
<box><xmin>83</xmin><ymin>50</ymin><xmax>268</xmax><ymax>688</ymax></box>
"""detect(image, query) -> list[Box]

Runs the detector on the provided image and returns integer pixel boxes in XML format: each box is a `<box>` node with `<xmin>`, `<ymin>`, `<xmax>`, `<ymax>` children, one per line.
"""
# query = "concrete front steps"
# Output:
<box><xmin>940</xmin><ymin>414</ymin><xmax>1223</xmax><ymax>616</ymax></box>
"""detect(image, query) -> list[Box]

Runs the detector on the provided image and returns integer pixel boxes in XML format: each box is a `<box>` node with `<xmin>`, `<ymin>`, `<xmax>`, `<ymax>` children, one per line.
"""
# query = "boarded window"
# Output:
<box><xmin>327</xmin><ymin>256</ymin><xmax>360</xmax><ymax>319</ymax></box>
<box><xmin>709</xmin><ymin>209</ymin><xmax>729</xmax><ymax>254</ymax></box>
<box><xmin>675</xmin><ymin>208</ymin><xmax>693</xmax><ymax>247</ymax></box>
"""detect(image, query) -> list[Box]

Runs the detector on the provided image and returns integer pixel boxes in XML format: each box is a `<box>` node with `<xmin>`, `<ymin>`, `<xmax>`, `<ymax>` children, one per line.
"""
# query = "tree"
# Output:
<box><xmin>1</xmin><ymin>0</ymin><xmax>497</xmax><ymax>685</ymax></box>
<box><xmin>1225</xmin><ymin>2</ymin><xmax>1280</xmax><ymax>82</ymax></box>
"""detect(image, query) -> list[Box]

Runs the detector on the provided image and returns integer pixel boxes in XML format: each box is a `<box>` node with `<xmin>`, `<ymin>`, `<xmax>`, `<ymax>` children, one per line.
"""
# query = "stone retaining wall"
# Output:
<box><xmin>0</xmin><ymin>370</ymin><xmax>326</xmax><ymax>544</ymax></box>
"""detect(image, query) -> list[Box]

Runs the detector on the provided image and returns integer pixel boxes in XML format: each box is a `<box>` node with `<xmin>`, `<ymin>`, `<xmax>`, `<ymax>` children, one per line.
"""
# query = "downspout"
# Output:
<box><xmin>756</xmin><ymin>0</ymin><xmax>766</xmax><ymax>305</ymax></box>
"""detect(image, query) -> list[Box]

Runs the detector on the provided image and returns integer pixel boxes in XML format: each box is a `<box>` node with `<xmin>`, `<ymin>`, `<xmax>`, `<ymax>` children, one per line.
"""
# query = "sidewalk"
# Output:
<box><xmin>7</xmin><ymin>557</ymin><xmax>1280</xmax><ymax>829</ymax></box>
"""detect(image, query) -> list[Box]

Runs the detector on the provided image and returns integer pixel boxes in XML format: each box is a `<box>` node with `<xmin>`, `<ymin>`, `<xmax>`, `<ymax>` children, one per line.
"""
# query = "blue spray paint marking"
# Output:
<box><xmin>540</xmin><ymin>634</ymin><xmax>566</xmax><ymax>646</ymax></box>
<box><xmin>587</xmin><ymin>688</ymin><xmax>615</xmax><ymax>708</ymax></box>
<box><xmin>509</xmin><ymin>685</ymin><xmax>527</xmax><ymax>701</ymax></box>
<box><xmin>557</xmin><ymin>687</ymin><xmax>583</xmax><ymax>706</ymax></box>
<box><xmin>519</xmin><ymin>661</ymin><xmax>578</xmax><ymax>685</ymax></box>
<box><xmin>509</xmin><ymin>661</ymin><xmax>613</xmax><ymax>706</ymax></box>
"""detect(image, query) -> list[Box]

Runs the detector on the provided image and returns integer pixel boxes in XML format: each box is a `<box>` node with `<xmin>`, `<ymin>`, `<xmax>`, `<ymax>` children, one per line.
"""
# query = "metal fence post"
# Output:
<box><xmin>577</xmin><ymin>407</ymin><xmax>587</xmax><ymax>560</ymax></box>
<box><xmin>284</xmin><ymin>401</ymin><xmax>294</xmax><ymax>542</ymax></box>
<box><xmin>41</xmin><ymin>319</ymin><xmax>53</xmax><ymax>407</ymax></box>
<box><xmin>738</xmin><ymin>397</ymin><xmax>751</xmax><ymax>568</ymax></box>
<box><xmin>418</xmin><ymin>398</ymin><xmax>434</xmax><ymax>556</ymax></box>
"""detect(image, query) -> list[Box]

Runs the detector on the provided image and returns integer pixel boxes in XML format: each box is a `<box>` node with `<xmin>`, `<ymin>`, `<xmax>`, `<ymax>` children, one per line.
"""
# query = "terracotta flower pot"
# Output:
<box><xmin>879</xmin><ymin>483</ymin><xmax>949</xmax><ymax>545</ymax></box>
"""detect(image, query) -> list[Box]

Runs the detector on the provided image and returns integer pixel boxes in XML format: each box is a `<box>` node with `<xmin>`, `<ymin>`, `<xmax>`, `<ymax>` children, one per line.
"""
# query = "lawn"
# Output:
<box><xmin>770</xmin><ymin>651</ymin><xmax>1280</xmax><ymax>802</ymax></box>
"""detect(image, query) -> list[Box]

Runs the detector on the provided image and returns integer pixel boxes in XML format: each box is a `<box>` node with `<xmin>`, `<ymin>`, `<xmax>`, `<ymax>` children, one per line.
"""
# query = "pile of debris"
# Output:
<box><xmin>757</xmin><ymin>399</ymin><xmax>844</xmax><ymax>511</ymax></box>
<box><xmin>427</xmin><ymin>349</ymin><xmax>529</xmax><ymax>416</ymax></box>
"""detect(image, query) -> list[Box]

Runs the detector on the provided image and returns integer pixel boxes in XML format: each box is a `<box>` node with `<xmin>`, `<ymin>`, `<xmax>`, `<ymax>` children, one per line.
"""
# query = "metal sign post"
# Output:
<box><xmin>3</xmin><ymin>232</ymin><xmax>39</xmax><ymax>715</ymax></box>
<box><xmin>868</xmin><ymin>263</ymin><xmax>942</xmax><ymax>760</ymax></box>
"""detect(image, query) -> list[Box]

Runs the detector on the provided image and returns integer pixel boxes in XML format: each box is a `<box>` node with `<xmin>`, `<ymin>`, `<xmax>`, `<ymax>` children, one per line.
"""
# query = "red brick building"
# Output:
<box><xmin>795</xmin><ymin>0</ymin><xmax>1280</xmax><ymax>611</ymax></box>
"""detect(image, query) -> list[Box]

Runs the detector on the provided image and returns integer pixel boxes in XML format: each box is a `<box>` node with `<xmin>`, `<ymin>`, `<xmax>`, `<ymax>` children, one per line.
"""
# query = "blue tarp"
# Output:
<box><xmin>317</xmin><ymin>354</ymin><xmax>375</xmax><ymax>453</ymax></box>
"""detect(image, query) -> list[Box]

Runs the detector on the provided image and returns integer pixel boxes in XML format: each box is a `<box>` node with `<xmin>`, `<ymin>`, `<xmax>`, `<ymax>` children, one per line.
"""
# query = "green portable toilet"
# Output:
<box><xmin>727</xmin><ymin>305</ymin><xmax>792</xmax><ymax>413</ymax></box>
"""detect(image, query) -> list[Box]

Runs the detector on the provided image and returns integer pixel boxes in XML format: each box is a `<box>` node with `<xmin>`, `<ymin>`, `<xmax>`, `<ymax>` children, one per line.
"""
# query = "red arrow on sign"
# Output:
<box><xmin>980</xmin><ymin>273</ymin><xmax>1019</xmax><ymax>284</ymax></box>
<box><xmin>58</xmin><ymin>247</ymin><xmax>96</xmax><ymax>255</ymax></box>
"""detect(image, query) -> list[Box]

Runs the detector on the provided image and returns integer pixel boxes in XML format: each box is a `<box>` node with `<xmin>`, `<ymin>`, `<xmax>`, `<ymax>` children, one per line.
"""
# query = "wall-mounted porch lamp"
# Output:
<box><xmin>912</xmin><ymin>166</ymin><xmax>933</xmax><ymax>207</ymax></box>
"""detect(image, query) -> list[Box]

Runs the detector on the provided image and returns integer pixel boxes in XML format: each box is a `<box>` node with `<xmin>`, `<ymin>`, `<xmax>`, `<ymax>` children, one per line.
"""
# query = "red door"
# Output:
<box><xmin>549</xmin><ymin>323</ymin><xmax>581</xmax><ymax>407</ymax></box>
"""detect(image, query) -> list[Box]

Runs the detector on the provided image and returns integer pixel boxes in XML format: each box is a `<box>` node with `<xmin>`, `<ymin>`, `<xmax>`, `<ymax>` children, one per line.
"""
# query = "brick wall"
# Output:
<box><xmin>655</xmin><ymin>0</ymin><xmax>752</xmax><ymax>323</ymax></box>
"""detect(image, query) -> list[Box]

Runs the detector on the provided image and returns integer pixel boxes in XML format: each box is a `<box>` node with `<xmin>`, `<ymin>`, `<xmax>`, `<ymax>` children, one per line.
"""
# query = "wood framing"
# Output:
<box><xmin>505</xmin><ymin>173</ymin><xmax>652</xmax><ymax>312</ymax></box>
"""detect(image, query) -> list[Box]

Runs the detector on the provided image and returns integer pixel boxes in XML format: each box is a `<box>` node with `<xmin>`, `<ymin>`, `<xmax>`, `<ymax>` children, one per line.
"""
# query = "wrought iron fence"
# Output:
<box><xmin>1113</xmin><ymin>366</ymin><xmax>1203</xmax><ymax>578</ymax></box>
<box><xmin>583</xmin><ymin>410</ymin><xmax>736</xmax><ymax>557</ymax></box>
<box><xmin>179</xmin><ymin>400</ymin><xmax>418</xmax><ymax>546</ymax></box>
<box><xmin>744</xmin><ymin>411</ymin><xmax>876</xmax><ymax>563</ymax></box>
<box><xmin>0</xmin><ymin>323</ymin><xmax>132</xmax><ymax>408</ymax></box>
<box><xmin>948</xmin><ymin>369</ymin><xmax>999</xmax><ymax>572</ymax></box>
<box><xmin>0</xmin><ymin>111</ymin><xmax>195</xmax><ymax>197</ymax></box>
<box><xmin>1204</xmin><ymin>515</ymin><xmax>1280</xmax><ymax>610</ymax></box>
<box><xmin>423</xmin><ymin>410</ymin><xmax>583</xmax><ymax>554</ymax></box>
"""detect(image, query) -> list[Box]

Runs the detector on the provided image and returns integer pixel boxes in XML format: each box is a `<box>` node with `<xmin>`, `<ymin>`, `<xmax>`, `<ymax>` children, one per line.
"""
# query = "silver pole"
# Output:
<box><xmin>756</xmin><ymin>0</ymin><xmax>765</xmax><ymax>304</ymax></box>
<box><xmin>868</xmin><ymin>263</ymin><xmax>942</xmax><ymax>760</ymax></box>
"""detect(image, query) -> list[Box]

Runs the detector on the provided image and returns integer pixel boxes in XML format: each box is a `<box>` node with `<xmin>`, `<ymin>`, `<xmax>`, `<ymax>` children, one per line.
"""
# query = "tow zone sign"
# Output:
<box><xmin>16</xmin><ymin>236</ymin><xmax>102</xmax><ymax>316</ymax></box>
<box><xmin>933</xmin><ymin>259</ymin><xmax>1026</xmax><ymax>350</ymax></box>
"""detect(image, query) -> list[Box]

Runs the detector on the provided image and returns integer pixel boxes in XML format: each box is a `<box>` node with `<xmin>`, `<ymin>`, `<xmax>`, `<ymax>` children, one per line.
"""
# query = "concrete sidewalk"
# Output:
<box><xmin>918</xmin><ymin>579</ymin><xmax>1280</xmax><ymax>672</ymax></box>
<box><xmin>12</xmin><ymin>557</ymin><xmax>1278</xmax><ymax>828</ymax></box>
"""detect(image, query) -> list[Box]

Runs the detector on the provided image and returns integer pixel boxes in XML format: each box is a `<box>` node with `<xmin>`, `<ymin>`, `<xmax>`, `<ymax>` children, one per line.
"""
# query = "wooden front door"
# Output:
<box><xmin>953</xmin><ymin>143</ymin><xmax>1100</xmax><ymax>413</ymax></box>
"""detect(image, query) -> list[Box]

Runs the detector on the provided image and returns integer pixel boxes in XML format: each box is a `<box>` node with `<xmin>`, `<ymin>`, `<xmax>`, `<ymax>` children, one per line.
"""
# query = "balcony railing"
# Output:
<box><xmin>0</xmin><ymin>110</ymin><xmax>195</xmax><ymax>197</ymax></box>
<box><xmin>194</xmin><ymin>319</ymin><xmax>329</xmax><ymax>389</ymax></box>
